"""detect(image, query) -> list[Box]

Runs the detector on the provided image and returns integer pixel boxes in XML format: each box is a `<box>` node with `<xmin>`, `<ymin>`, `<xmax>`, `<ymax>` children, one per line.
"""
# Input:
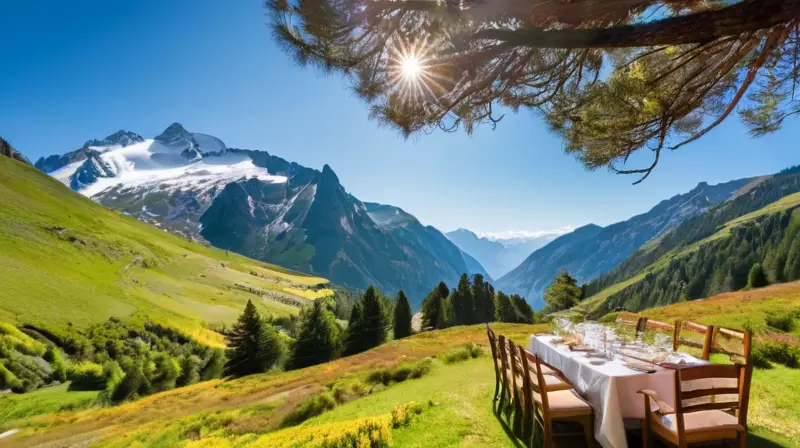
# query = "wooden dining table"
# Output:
<box><xmin>528</xmin><ymin>333</ymin><xmax>708</xmax><ymax>448</ymax></box>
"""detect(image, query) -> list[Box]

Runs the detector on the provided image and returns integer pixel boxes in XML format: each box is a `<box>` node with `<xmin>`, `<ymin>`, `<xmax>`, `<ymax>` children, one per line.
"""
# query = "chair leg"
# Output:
<box><xmin>543</xmin><ymin>419</ymin><xmax>554</xmax><ymax>448</ymax></box>
<box><xmin>739</xmin><ymin>431</ymin><xmax>748</xmax><ymax>448</ymax></box>
<box><xmin>512</xmin><ymin>388</ymin><xmax>524</xmax><ymax>438</ymax></box>
<box><xmin>582</xmin><ymin>416</ymin><xmax>595</xmax><ymax>448</ymax></box>
<box><xmin>642</xmin><ymin>417</ymin><xmax>650</xmax><ymax>448</ymax></box>
<box><xmin>494</xmin><ymin>373</ymin><xmax>500</xmax><ymax>401</ymax></box>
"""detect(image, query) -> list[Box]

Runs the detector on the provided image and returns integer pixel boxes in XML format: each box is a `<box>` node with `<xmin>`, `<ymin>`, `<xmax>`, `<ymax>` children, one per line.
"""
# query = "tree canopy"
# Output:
<box><xmin>268</xmin><ymin>0</ymin><xmax>800</xmax><ymax>182</ymax></box>
<box><xmin>393</xmin><ymin>290</ymin><xmax>413</xmax><ymax>339</ymax></box>
<box><xmin>543</xmin><ymin>271</ymin><xmax>582</xmax><ymax>312</ymax></box>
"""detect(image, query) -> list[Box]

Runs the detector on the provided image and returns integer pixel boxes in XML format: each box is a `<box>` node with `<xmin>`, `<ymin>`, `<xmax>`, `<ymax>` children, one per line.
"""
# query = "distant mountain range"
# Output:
<box><xmin>493</xmin><ymin>177</ymin><xmax>762</xmax><ymax>309</ymax></box>
<box><xmin>445</xmin><ymin>229</ymin><xmax>561</xmax><ymax>279</ymax></box>
<box><xmin>33</xmin><ymin>123</ymin><xmax>489</xmax><ymax>306</ymax></box>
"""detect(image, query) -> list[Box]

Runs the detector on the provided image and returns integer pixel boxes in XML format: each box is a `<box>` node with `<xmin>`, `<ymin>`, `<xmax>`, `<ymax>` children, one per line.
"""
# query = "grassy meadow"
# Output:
<box><xmin>0</xmin><ymin>156</ymin><xmax>329</xmax><ymax>342</ymax></box>
<box><xmin>1</xmin><ymin>321</ymin><xmax>797</xmax><ymax>447</ymax></box>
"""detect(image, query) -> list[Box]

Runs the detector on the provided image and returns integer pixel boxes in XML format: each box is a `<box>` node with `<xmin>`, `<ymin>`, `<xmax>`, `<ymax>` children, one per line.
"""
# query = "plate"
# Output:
<box><xmin>589</xmin><ymin>359</ymin><xmax>606</xmax><ymax>366</ymax></box>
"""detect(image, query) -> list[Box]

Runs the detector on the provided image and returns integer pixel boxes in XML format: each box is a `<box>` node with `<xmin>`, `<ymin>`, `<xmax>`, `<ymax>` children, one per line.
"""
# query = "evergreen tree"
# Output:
<box><xmin>224</xmin><ymin>300</ymin><xmax>283</xmax><ymax>377</ymax></box>
<box><xmin>450</xmin><ymin>274</ymin><xmax>474</xmax><ymax>325</ymax></box>
<box><xmin>200</xmin><ymin>349</ymin><xmax>225</xmax><ymax>381</ymax></box>
<box><xmin>495</xmin><ymin>291</ymin><xmax>517</xmax><ymax>323</ymax></box>
<box><xmin>343</xmin><ymin>303</ymin><xmax>366</xmax><ymax>356</ymax></box>
<box><xmin>543</xmin><ymin>271</ymin><xmax>582</xmax><ymax>313</ymax></box>
<box><xmin>748</xmin><ymin>263</ymin><xmax>769</xmax><ymax>288</ymax></box>
<box><xmin>421</xmin><ymin>281</ymin><xmax>448</xmax><ymax>330</ymax></box>
<box><xmin>393</xmin><ymin>290</ymin><xmax>413</xmax><ymax>339</ymax></box>
<box><xmin>511</xmin><ymin>294</ymin><xmax>535</xmax><ymax>324</ymax></box>
<box><xmin>290</xmin><ymin>299</ymin><xmax>340</xmax><ymax>369</ymax></box>
<box><xmin>360</xmin><ymin>286</ymin><xmax>389</xmax><ymax>349</ymax></box>
<box><xmin>471</xmin><ymin>274</ymin><xmax>495</xmax><ymax>324</ymax></box>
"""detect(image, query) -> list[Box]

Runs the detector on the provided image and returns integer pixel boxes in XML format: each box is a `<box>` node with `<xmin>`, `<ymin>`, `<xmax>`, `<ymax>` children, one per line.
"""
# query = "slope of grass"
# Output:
<box><xmin>2</xmin><ymin>324</ymin><xmax>544</xmax><ymax>447</ymax></box>
<box><xmin>0</xmin><ymin>383</ymin><xmax>99</xmax><ymax>425</ymax></box>
<box><xmin>0</xmin><ymin>156</ymin><xmax>327</xmax><ymax>339</ymax></box>
<box><xmin>2</xmin><ymin>321</ymin><xmax>796</xmax><ymax>447</ymax></box>
<box><xmin>570</xmin><ymin>192</ymin><xmax>800</xmax><ymax>320</ymax></box>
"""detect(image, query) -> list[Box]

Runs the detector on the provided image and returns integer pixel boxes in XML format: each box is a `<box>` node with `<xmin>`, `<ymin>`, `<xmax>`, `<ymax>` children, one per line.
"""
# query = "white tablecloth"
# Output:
<box><xmin>528</xmin><ymin>335</ymin><xmax>704</xmax><ymax>448</ymax></box>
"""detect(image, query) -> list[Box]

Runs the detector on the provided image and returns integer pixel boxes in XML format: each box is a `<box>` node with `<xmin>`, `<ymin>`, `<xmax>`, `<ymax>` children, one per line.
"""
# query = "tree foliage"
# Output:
<box><xmin>543</xmin><ymin>271</ymin><xmax>582</xmax><ymax>312</ymax></box>
<box><xmin>269</xmin><ymin>0</ymin><xmax>800</xmax><ymax>182</ymax></box>
<box><xmin>344</xmin><ymin>286</ymin><xmax>389</xmax><ymax>355</ymax></box>
<box><xmin>393</xmin><ymin>290</ymin><xmax>413</xmax><ymax>340</ymax></box>
<box><xmin>291</xmin><ymin>299</ymin><xmax>341</xmax><ymax>369</ymax></box>
<box><xmin>224</xmin><ymin>300</ymin><xmax>284</xmax><ymax>377</ymax></box>
<box><xmin>748</xmin><ymin>262</ymin><xmax>769</xmax><ymax>288</ymax></box>
<box><xmin>421</xmin><ymin>281</ymin><xmax>449</xmax><ymax>330</ymax></box>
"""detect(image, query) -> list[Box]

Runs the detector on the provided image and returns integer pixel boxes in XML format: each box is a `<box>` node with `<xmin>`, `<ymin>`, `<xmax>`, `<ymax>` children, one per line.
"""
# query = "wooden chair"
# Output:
<box><xmin>636</xmin><ymin>317</ymin><xmax>649</xmax><ymax>340</ymax></box>
<box><xmin>712</xmin><ymin>326</ymin><xmax>752</xmax><ymax>364</ymax></box>
<box><xmin>487</xmin><ymin>325</ymin><xmax>502</xmax><ymax>401</ymax></box>
<box><xmin>518</xmin><ymin>346</ymin><xmax>595</xmax><ymax>448</ymax></box>
<box><xmin>672</xmin><ymin>320</ymin><xmax>715</xmax><ymax>361</ymax></box>
<box><xmin>639</xmin><ymin>364</ymin><xmax>752</xmax><ymax>448</ymax></box>
<box><xmin>497</xmin><ymin>334</ymin><xmax>515</xmax><ymax>414</ymax></box>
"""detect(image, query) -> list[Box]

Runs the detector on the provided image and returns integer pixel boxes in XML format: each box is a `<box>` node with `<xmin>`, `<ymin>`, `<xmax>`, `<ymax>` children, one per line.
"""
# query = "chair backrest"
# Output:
<box><xmin>711</xmin><ymin>326</ymin><xmax>752</xmax><ymax>364</ymax></box>
<box><xmin>498</xmin><ymin>334</ymin><xmax>513</xmax><ymax>394</ymax></box>
<box><xmin>672</xmin><ymin>320</ymin><xmax>715</xmax><ymax>360</ymax></box>
<box><xmin>674</xmin><ymin>364</ymin><xmax>752</xmax><ymax>436</ymax></box>
<box><xmin>635</xmin><ymin>317</ymin><xmax>649</xmax><ymax>339</ymax></box>
<box><xmin>487</xmin><ymin>326</ymin><xmax>502</xmax><ymax>380</ymax></box>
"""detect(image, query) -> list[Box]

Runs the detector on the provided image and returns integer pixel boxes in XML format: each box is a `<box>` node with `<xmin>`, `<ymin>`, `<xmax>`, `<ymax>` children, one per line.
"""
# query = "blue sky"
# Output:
<box><xmin>1</xmin><ymin>0</ymin><xmax>797</xmax><ymax>235</ymax></box>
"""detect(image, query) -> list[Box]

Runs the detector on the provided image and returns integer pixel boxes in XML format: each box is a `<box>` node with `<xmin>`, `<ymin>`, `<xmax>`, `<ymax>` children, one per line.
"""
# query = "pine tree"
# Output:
<box><xmin>748</xmin><ymin>263</ymin><xmax>769</xmax><ymax>288</ymax></box>
<box><xmin>495</xmin><ymin>291</ymin><xmax>517</xmax><ymax>323</ymax></box>
<box><xmin>343</xmin><ymin>303</ymin><xmax>366</xmax><ymax>356</ymax></box>
<box><xmin>224</xmin><ymin>300</ymin><xmax>283</xmax><ymax>377</ymax></box>
<box><xmin>360</xmin><ymin>286</ymin><xmax>389</xmax><ymax>349</ymax></box>
<box><xmin>450</xmin><ymin>274</ymin><xmax>474</xmax><ymax>325</ymax></box>
<box><xmin>291</xmin><ymin>299</ymin><xmax>340</xmax><ymax>369</ymax></box>
<box><xmin>511</xmin><ymin>294</ymin><xmax>535</xmax><ymax>324</ymax></box>
<box><xmin>471</xmin><ymin>274</ymin><xmax>496</xmax><ymax>324</ymax></box>
<box><xmin>543</xmin><ymin>271</ymin><xmax>582</xmax><ymax>313</ymax></box>
<box><xmin>393</xmin><ymin>290</ymin><xmax>413</xmax><ymax>340</ymax></box>
<box><xmin>421</xmin><ymin>282</ymin><xmax>449</xmax><ymax>330</ymax></box>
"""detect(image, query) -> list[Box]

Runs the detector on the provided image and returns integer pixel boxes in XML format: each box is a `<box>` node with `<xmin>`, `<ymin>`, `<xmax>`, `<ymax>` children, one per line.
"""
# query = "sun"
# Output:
<box><xmin>401</xmin><ymin>54</ymin><xmax>423</xmax><ymax>80</ymax></box>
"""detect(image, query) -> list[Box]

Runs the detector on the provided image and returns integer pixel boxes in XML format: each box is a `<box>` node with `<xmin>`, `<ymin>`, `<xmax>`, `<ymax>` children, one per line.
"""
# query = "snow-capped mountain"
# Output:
<box><xmin>35</xmin><ymin>123</ymin><xmax>488</xmax><ymax>305</ymax></box>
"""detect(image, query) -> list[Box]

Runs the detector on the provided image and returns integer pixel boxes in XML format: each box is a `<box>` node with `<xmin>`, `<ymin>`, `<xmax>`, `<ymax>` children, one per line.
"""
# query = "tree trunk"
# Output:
<box><xmin>476</xmin><ymin>0</ymin><xmax>800</xmax><ymax>48</ymax></box>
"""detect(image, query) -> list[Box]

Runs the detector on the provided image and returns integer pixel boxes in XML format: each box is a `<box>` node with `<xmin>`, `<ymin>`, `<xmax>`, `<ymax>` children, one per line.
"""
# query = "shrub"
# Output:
<box><xmin>222</xmin><ymin>415</ymin><xmax>393</xmax><ymax>448</ymax></box>
<box><xmin>765</xmin><ymin>311</ymin><xmax>797</xmax><ymax>333</ymax></box>
<box><xmin>753</xmin><ymin>340</ymin><xmax>800</xmax><ymax>368</ymax></box>
<box><xmin>390</xmin><ymin>402</ymin><xmax>425</xmax><ymax>428</ymax></box>
<box><xmin>68</xmin><ymin>361</ymin><xmax>106</xmax><ymax>391</ymax></box>
<box><xmin>365</xmin><ymin>358</ymin><xmax>433</xmax><ymax>386</ymax></box>
<box><xmin>442</xmin><ymin>343</ymin><xmax>483</xmax><ymax>365</ymax></box>
<box><xmin>102</xmin><ymin>361</ymin><xmax>124</xmax><ymax>399</ymax></box>
<box><xmin>44</xmin><ymin>345</ymin><xmax>68</xmax><ymax>383</ymax></box>
<box><xmin>331</xmin><ymin>379</ymin><xmax>368</xmax><ymax>404</ymax></box>
<box><xmin>281</xmin><ymin>391</ymin><xmax>338</xmax><ymax>427</ymax></box>
<box><xmin>0</xmin><ymin>362</ymin><xmax>23</xmax><ymax>391</ymax></box>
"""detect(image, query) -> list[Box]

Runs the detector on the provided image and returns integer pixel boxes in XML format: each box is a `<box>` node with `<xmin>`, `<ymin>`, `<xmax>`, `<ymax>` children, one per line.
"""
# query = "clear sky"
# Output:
<box><xmin>1</xmin><ymin>0</ymin><xmax>797</xmax><ymax>235</ymax></box>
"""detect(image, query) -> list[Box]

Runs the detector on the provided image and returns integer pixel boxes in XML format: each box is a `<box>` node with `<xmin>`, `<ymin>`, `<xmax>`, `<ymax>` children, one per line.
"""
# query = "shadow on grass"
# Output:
<box><xmin>748</xmin><ymin>433</ymin><xmax>788</xmax><ymax>448</ymax></box>
<box><xmin>492</xmin><ymin>400</ymin><xmax>527</xmax><ymax>448</ymax></box>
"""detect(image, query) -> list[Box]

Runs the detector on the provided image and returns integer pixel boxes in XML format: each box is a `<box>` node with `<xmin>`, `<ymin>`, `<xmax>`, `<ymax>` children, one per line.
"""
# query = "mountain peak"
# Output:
<box><xmin>321</xmin><ymin>164</ymin><xmax>340</xmax><ymax>184</ymax></box>
<box><xmin>155</xmin><ymin>123</ymin><xmax>193</xmax><ymax>144</ymax></box>
<box><xmin>83</xmin><ymin>130</ymin><xmax>143</xmax><ymax>149</ymax></box>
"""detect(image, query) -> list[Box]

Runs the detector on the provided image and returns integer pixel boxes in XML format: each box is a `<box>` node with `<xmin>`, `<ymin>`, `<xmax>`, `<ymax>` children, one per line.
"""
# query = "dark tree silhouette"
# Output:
<box><xmin>268</xmin><ymin>0</ymin><xmax>800</xmax><ymax>182</ymax></box>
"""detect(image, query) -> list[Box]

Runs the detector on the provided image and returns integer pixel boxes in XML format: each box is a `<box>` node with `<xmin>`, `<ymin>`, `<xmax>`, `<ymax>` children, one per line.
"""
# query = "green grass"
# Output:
<box><xmin>568</xmin><ymin>192</ymin><xmax>800</xmax><ymax>321</ymax></box>
<box><xmin>0</xmin><ymin>156</ymin><xmax>327</xmax><ymax>342</ymax></box>
<box><xmin>0</xmin><ymin>383</ymin><xmax>99</xmax><ymax>425</ymax></box>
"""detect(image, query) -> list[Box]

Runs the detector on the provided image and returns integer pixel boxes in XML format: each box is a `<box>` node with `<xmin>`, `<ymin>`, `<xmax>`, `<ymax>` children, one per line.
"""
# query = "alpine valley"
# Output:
<box><xmin>34</xmin><ymin>123</ymin><xmax>489</xmax><ymax>305</ymax></box>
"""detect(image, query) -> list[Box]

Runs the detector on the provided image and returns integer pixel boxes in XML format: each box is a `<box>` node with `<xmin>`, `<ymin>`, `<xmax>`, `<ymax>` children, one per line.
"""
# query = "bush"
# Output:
<box><xmin>221</xmin><ymin>415</ymin><xmax>393</xmax><ymax>448</ymax></box>
<box><xmin>68</xmin><ymin>361</ymin><xmax>106</xmax><ymax>391</ymax></box>
<box><xmin>442</xmin><ymin>343</ymin><xmax>483</xmax><ymax>365</ymax></box>
<box><xmin>765</xmin><ymin>311</ymin><xmax>797</xmax><ymax>333</ymax></box>
<box><xmin>753</xmin><ymin>340</ymin><xmax>800</xmax><ymax>368</ymax></box>
<box><xmin>390</xmin><ymin>402</ymin><xmax>425</xmax><ymax>428</ymax></box>
<box><xmin>331</xmin><ymin>379</ymin><xmax>368</xmax><ymax>404</ymax></box>
<box><xmin>365</xmin><ymin>358</ymin><xmax>433</xmax><ymax>386</ymax></box>
<box><xmin>281</xmin><ymin>391</ymin><xmax>338</xmax><ymax>427</ymax></box>
<box><xmin>0</xmin><ymin>363</ymin><xmax>23</xmax><ymax>391</ymax></box>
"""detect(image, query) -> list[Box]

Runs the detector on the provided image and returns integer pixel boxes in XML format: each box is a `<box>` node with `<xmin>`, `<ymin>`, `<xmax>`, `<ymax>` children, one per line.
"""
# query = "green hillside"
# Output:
<box><xmin>570</xmin><ymin>176</ymin><xmax>800</xmax><ymax>320</ymax></box>
<box><xmin>0</xmin><ymin>156</ymin><xmax>331</xmax><ymax>346</ymax></box>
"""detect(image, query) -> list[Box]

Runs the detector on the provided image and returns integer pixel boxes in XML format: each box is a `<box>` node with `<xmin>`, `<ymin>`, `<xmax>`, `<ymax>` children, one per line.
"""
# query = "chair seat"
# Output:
<box><xmin>535</xmin><ymin>389</ymin><xmax>593</xmax><ymax>417</ymax></box>
<box><xmin>658</xmin><ymin>410</ymin><xmax>745</xmax><ymax>435</ymax></box>
<box><xmin>505</xmin><ymin>368</ymin><xmax>571</xmax><ymax>391</ymax></box>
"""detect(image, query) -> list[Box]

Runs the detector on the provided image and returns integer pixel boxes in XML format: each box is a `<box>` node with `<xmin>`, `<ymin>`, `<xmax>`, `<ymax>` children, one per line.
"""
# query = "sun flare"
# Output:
<box><xmin>401</xmin><ymin>54</ymin><xmax>423</xmax><ymax>80</ymax></box>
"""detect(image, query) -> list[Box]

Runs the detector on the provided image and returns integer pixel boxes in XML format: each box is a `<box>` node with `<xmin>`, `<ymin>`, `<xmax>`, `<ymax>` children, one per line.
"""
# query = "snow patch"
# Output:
<box><xmin>247</xmin><ymin>195</ymin><xmax>255</xmax><ymax>217</ymax></box>
<box><xmin>340</xmin><ymin>216</ymin><xmax>353</xmax><ymax>234</ymax></box>
<box><xmin>53</xmin><ymin>139</ymin><xmax>288</xmax><ymax>198</ymax></box>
